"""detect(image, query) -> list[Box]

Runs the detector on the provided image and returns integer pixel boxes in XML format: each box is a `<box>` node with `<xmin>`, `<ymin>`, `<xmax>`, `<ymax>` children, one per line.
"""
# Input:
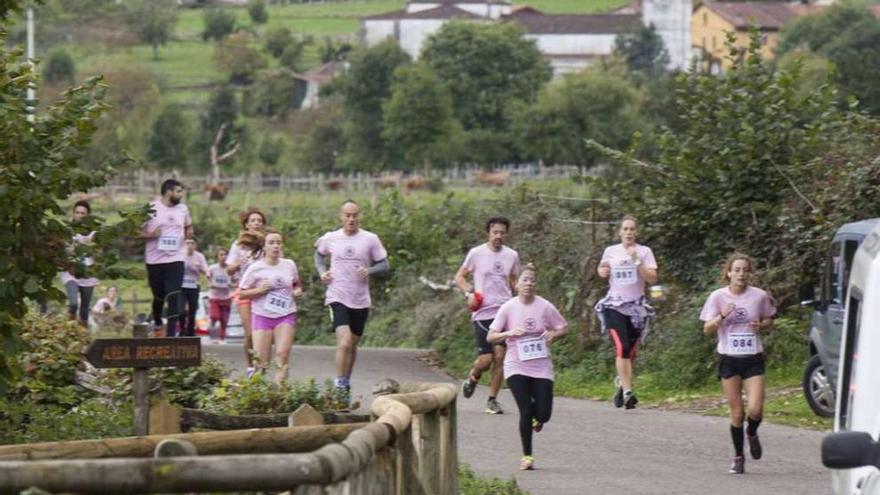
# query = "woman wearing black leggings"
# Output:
<box><xmin>488</xmin><ymin>263</ymin><xmax>567</xmax><ymax>470</ymax></box>
<box><xmin>180</xmin><ymin>239</ymin><xmax>208</xmax><ymax>337</ymax></box>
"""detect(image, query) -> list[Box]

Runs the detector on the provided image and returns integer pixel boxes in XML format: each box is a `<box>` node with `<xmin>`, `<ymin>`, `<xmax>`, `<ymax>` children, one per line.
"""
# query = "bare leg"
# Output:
<box><xmin>239</xmin><ymin>303</ymin><xmax>253</xmax><ymax>367</ymax></box>
<box><xmin>335</xmin><ymin>325</ymin><xmax>355</xmax><ymax>379</ymax></box>
<box><xmin>251</xmin><ymin>329</ymin><xmax>273</xmax><ymax>375</ymax></box>
<box><xmin>469</xmin><ymin>354</ymin><xmax>493</xmax><ymax>382</ymax></box>
<box><xmin>743</xmin><ymin>375</ymin><xmax>765</xmax><ymax>420</ymax></box>
<box><xmin>273</xmin><ymin>323</ymin><xmax>296</xmax><ymax>384</ymax></box>
<box><xmin>488</xmin><ymin>345</ymin><xmax>506</xmax><ymax>397</ymax></box>
<box><xmin>722</xmin><ymin>376</ymin><xmax>745</xmax><ymax>426</ymax></box>
<box><xmin>616</xmin><ymin>357</ymin><xmax>634</xmax><ymax>390</ymax></box>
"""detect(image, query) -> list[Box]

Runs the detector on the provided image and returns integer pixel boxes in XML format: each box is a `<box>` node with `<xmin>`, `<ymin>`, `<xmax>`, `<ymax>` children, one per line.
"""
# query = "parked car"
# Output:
<box><xmin>800</xmin><ymin>219</ymin><xmax>880</xmax><ymax>417</ymax></box>
<box><xmin>194</xmin><ymin>291</ymin><xmax>243</xmax><ymax>340</ymax></box>
<box><xmin>821</xmin><ymin>222</ymin><xmax>880</xmax><ymax>494</ymax></box>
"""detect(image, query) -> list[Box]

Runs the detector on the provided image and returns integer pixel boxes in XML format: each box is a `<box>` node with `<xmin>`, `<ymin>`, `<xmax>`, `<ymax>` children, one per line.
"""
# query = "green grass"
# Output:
<box><xmin>522</xmin><ymin>0</ymin><xmax>629</xmax><ymax>13</ymax></box>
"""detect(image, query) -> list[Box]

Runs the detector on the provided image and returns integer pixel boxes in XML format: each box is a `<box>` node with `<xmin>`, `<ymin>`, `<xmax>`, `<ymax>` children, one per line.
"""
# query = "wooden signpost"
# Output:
<box><xmin>84</xmin><ymin>323</ymin><xmax>201</xmax><ymax>436</ymax></box>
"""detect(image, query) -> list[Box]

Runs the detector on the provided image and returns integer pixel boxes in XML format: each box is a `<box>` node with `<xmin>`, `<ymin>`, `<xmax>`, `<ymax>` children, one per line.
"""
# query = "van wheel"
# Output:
<box><xmin>803</xmin><ymin>354</ymin><xmax>835</xmax><ymax>418</ymax></box>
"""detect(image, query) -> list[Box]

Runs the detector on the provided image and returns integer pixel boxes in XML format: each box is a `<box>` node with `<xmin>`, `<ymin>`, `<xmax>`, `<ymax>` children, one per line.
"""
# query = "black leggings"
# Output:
<box><xmin>507</xmin><ymin>374</ymin><xmax>554</xmax><ymax>456</ymax></box>
<box><xmin>180</xmin><ymin>287</ymin><xmax>200</xmax><ymax>337</ymax></box>
<box><xmin>146</xmin><ymin>261</ymin><xmax>184</xmax><ymax>337</ymax></box>
<box><xmin>64</xmin><ymin>282</ymin><xmax>94</xmax><ymax>324</ymax></box>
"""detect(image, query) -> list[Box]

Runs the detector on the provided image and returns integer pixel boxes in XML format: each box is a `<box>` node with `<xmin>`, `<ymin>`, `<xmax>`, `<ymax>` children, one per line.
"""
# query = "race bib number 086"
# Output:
<box><xmin>727</xmin><ymin>333</ymin><xmax>757</xmax><ymax>355</ymax></box>
<box><xmin>517</xmin><ymin>336</ymin><xmax>548</xmax><ymax>361</ymax></box>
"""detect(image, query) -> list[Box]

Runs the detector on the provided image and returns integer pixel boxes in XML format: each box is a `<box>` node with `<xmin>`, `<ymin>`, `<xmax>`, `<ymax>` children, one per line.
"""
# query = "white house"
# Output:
<box><xmin>361</xmin><ymin>0</ymin><xmax>692</xmax><ymax>75</ymax></box>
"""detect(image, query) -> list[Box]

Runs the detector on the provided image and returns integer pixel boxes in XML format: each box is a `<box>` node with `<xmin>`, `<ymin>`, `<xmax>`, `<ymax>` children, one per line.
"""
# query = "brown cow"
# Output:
<box><xmin>204</xmin><ymin>183</ymin><xmax>229</xmax><ymax>201</ymax></box>
<box><xmin>475</xmin><ymin>170</ymin><xmax>511</xmax><ymax>187</ymax></box>
<box><xmin>404</xmin><ymin>175</ymin><xmax>425</xmax><ymax>192</ymax></box>
<box><xmin>326</xmin><ymin>178</ymin><xmax>346</xmax><ymax>191</ymax></box>
<box><xmin>375</xmin><ymin>172</ymin><xmax>402</xmax><ymax>190</ymax></box>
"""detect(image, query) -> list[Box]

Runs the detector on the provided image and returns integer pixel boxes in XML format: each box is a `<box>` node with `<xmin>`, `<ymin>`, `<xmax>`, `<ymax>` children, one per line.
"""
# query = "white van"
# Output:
<box><xmin>821</xmin><ymin>224</ymin><xmax>880</xmax><ymax>494</ymax></box>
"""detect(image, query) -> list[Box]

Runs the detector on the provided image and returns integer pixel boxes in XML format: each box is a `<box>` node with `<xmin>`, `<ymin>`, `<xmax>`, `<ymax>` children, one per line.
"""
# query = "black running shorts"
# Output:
<box><xmin>717</xmin><ymin>353</ymin><xmax>765</xmax><ymax>380</ymax></box>
<box><xmin>329</xmin><ymin>302</ymin><xmax>370</xmax><ymax>337</ymax></box>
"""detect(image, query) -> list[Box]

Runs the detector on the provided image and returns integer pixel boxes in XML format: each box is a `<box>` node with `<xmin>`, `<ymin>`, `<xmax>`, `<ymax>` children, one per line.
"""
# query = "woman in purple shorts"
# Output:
<box><xmin>238</xmin><ymin>229</ymin><xmax>303</xmax><ymax>383</ymax></box>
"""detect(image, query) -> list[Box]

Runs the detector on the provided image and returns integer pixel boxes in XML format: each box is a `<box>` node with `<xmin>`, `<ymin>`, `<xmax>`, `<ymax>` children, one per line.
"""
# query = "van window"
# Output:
<box><xmin>838</xmin><ymin>294</ymin><xmax>862</xmax><ymax>430</ymax></box>
<box><xmin>824</xmin><ymin>241</ymin><xmax>843</xmax><ymax>304</ymax></box>
<box><xmin>842</xmin><ymin>240</ymin><xmax>859</xmax><ymax>301</ymax></box>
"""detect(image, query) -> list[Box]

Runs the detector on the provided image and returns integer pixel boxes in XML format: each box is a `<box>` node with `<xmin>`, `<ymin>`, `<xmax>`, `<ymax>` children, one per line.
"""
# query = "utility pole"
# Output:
<box><xmin>26</xmin><ymin>5</ymin><xmax>35</xmax><ymax>122</ymax></box>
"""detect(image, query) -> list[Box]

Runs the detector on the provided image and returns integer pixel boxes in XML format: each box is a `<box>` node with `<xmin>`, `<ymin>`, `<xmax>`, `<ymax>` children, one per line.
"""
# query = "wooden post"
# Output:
<box><xmin>418</xmin><ymin>410</ymin><xmax>441</xmax><ymax>495</ymax></box>
<box><xmin>150</xmin><ymin>399</ymin><xmax>182</xmax><ymax>435</ymax></box>
<box><xmin>288</xmin><ymin>404</ymin><xmax>324</xmax><ymax>427</ymax></box>
<box><xmin>132</xmin><ymin>323</ymin><xmax>149</xmax><ymax>436</ymax></box>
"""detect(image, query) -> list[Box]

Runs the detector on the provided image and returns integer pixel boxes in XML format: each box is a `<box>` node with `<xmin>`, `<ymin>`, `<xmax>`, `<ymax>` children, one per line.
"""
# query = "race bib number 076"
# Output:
<box><xmin>517</xmin><ymin>336</ymin><xmax>549</xmax><ymax>361</ymax></box>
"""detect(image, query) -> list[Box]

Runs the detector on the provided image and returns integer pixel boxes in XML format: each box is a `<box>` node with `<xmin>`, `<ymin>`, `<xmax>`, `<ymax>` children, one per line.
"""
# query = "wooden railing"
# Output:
<box><xmin>0</xmin><ymin>382</ymin><xmax>458</xmax><ymax>495</ymax></box>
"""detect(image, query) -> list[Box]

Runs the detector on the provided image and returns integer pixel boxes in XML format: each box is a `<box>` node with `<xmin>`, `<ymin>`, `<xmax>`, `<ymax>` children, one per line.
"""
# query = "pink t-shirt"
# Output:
<box><xmin>489</xmin><ymin>296</ymin><xmax>567</xmax><ymax>381</ymax></box>
<box><xmin>461</xmin><ymin>244</ymin><xmax>521</xmax><ymax>321</ymax></box>
<box><xmin>60</xmin><ymin>232</ymin><xmax>98</xmax><ymax>287</ymax></box>
<box><xmin>315</xmin><ymin>229</ymin><xmax>388</xmax><ymax>309</ymax></box>
<box><xmin>227</xmin><ymin>240</ymin><xmax>258</xmax><ymax>285</ymax></box>
<box><xmin>601</xmin><ymin>243</ymin><xmax>658</xmax><ymax>304</ymax></box>
<box><xmin>208</xmin><ymin>263</ymin><xmax>232</xmax><ymax>300</ymax></box>
<box><xmin>239</xmin><ymin>258</ymin><xmax>300</xmax><ymax>318</ymax></box>
<box><xmin>182</xmin><ymin>251</ymin><xmax>208</xmax><ymax>289</ymax></box>
<box><xmin>699</xmin><ymin>286</ymin><xmax>776</xmax><ymax>356</ymax></box>
<box><xmin>143</xmin><ymin>200</ymin><xmax>191</xmax><ymax>265</ymax></box>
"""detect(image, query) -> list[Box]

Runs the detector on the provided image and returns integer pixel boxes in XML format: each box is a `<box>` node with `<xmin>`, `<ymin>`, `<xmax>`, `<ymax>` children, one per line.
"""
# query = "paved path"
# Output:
<box><xmin>206</xmin><ymin>343</ymin><xmax>829</xmax><ymax>495</ymax></box>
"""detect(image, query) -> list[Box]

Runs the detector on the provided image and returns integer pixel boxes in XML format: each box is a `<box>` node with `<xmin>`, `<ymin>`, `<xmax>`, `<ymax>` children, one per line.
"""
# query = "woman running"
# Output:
<box><xmin>61</xmin><ymin>200</ymin><xmax>99</xmax><ymax>326</ymax></box>
<box><xmin>238</xmin><ymin>229</ymin><xmax>303</xmax><ymax>383</ymax></box>
<box><xmin>227</xmin><ymin>208</ymin><xmax>267</xmax><ymax>377</ymax></box>
<box><xmin>595</xmin><ymin>215</ymin><xmax>658</xmax><ymax>410</ymax></box>
<box><xmin>700</xmin><ymin>253</ymin><xmax>776</xmax><ymax>474</ymax></box>
<box><xmin>487</xmin><ymin>263</ymin><xmax>567</xmax><ymax>470</ymax></box>
<box><xmin>181</xmin><ymin>239</ymin><xmax>209</xmax><ymax>337</ymax></box>
<box><xmin>207</xmin><ymin>248</ymin><xmax>233</xmax><ymax>342</ymax></box>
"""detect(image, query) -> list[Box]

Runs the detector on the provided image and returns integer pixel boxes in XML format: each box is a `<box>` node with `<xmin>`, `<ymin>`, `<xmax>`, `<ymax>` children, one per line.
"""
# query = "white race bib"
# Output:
<box><xmin>612</xmin><ymin>265</ymin><xmax>637</xmax><ymax>286</ymax></box>
<box><xmin>263</xmin><ymin>291</ymin><xmax>292</xmax><ymax>314</ymax></box>
<box><xmin>727</xmin><ymin>332</ymin><xmax>757</xmax><ymax>355</ymax></box>
<box><xmin>213</xmin><ymin>275</ymin><xmax>229</xmax><ymax>288</ymax></box>
<box><xmin>517</xmin><ymin>336</ymin><xmax>549</xmax><ymax>361</ymax></box>
<box><xmin>158</xmin><ymin>235</ymin><xmax>180</xmax><ymax>252</ymax></box>
<box><xmin>182</xmin><ymin>275</ymin><xmax>198</xmax><ymax>289</ymax></box>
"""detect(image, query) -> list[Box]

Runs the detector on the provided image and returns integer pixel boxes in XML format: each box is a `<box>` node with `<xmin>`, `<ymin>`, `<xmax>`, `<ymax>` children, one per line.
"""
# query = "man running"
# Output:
<box><xmin>455</xmin><ymin>216</ymin><xmax>521</xmax><ymax>414</ymax></box>
<box><xmin>314</xmin><ymin>200</ymin><xmax>388</xmax><ymax>395</ymax></box>
<box><xmin>140</xmin><ymin>179</ymin><xmax>193</xmax><ymax>337</ymax></box>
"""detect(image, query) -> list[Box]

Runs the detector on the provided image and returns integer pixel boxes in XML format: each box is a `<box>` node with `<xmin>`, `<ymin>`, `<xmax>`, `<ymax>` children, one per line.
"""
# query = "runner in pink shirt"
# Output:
<box><xmin>314</xmin><ymin>200</ymin><xmax>388</xmax><ymax>396</ymax></box>
<box><xmin>61</xmin><ymin>200</ymin><xmax>99</xmax><ymax>326</ymax></box>
<box><xmin>207</xmin><ymin>248</ymin><xmax>232</xmax><ymax>342</ymax></box>
<box><xmin>488</xmin><ymin>264</ymin><xmax>567</xmax><ymax>471</ymax></box>
<box><xmin>139</xmin><ymin>179</ymin><xmax>193</xmax><ymax>337</ymax></box>
<box><xmin>455</xmin><ymin>216</ymin><xmax>521</xmax><ymax>414</ymax></box>
<box><xmin>700</xmin><ymin>253</ymin><xmax>776</xmax><ymax>475</ymax></box>
<box><xmin>180</xmin><ymin>239</ymin><xmax>209</xmax><ymax>337</ymax></box>
<box><xmin>595</xmin><ymin>215</ymin><xmax>658</xmax><ymax>410</ymax></box>
<box><xmin>239</xmin><ymin>230</ymin><xmax>303</xmax><ymax>383</ymax></box>
<box><xmin>227</xmin><ymin>208</ymin><xmax>267</xmax><ymax>377</ymax></box>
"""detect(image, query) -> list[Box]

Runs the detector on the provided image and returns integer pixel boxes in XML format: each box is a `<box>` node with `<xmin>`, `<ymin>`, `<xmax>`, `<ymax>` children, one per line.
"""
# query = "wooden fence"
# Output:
<box><xmin>0</xmin><ymin>382</ymin><xmax>458</xmax><ymax>495</ymax></box>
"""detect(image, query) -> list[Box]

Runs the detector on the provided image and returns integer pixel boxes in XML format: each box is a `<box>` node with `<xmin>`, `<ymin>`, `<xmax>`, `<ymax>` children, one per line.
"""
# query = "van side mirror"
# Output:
<box><xmin>799</xmin><ymin>284</ymin><xmax>819</xmax><ymax>308</ymax></box>
<box><xmin>822</xmin><ymin>432</ymin><xmax>880</xmax><ymax>469</ymax></box>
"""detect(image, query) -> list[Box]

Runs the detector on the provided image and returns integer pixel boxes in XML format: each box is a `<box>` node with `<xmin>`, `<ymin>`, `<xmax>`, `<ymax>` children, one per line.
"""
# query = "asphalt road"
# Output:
<box><xmin>206</xmin><ymin>342</ymin><xmax>830</xmax><ymax>495</ymax></box>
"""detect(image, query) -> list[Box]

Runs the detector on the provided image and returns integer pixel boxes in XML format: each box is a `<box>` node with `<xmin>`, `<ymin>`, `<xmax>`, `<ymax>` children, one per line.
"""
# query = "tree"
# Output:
<box><xmin>613</xmin><ymin>24</ymin><xmax>670</xmax><ymax>81</ymax></box>
<box><xmin>248</xmin><ymin>69</ymin><xmax>303</xmax><ymax>119</ymax></box>
<box><xmin>336</xmin><ymin>40</ymin><xmax>411</xmax><ymax>170</ymax></box>
<box><xmin>202</xmin><ymin>6</ymin><xmax>236</xmax><ymax>41</ymax></box>
<box><xmin>382</xmin><ymin>64</ymin><xmax>460</xmax><ymax>168</ymax></box>
<box><xmin>43</xmin><ymin>48</ymin><xmax>75</xmax><ymax>84</ymax></box>
<box><xmin>147</xmin><ymin>104</ymin><xmax>191</xmax><ymax>170</ymax></box>
<box><xmin>421</xmin><ymin>22</ymin><xmax>552</xmax><ymax>134</ymax></box>
<box><xmin>301</xmin><ymin>104</ymin><xmax>346</xmax><ymax>173</ymax></box>
<box><xmin>319</xmin><ymin>37</ymin><xmax>353</xmax><ymax>63</ymax></box>
<box><xmin>248</xmin><ymin>0</ymin><xmax>268</xmax><ymax>25</ymax></box>
<box><xmin>213</xmin><ymin>32</ymin><xmax>267</xmax><ymax>84</ymax></box>
<box><xmin>258</xmin><ymin>135</ymin><xmax>284</xmax><ymax>166</ymax></box>
<box><xmin>513</xmin><ymin>69</ymin><xmax>644</xmax><ymax>166</ymax></box>
<box><xmin>776</xmin><ymin>3</ymin><xmax>870</xmax><ymax>56</ymax></box>
<box><xmin>823</xmin><ymin>20</ymin><xmax>880</xmax><ymax>114</ymax></box>
<box><xmin>192</xmin><ymin>85</ymin><xmax>244</xmax><ymax>172</ymax></box>
<box><xmin>127</xmin><ymin>0</ymin><xmax>178</xmax><ymax>61</ymax></box>
<box><xmin>264</xmin><ymin>27</ymin><xmax>294</xmax><ymax>58</ymax></box>
<box><xmin>0</xmin><ymin>1</ymin><xmax>150</xmax><ymax>390</ymax></box>
<box><xmin>279</xmin><ymin>38</ymin><xmax>309</xmax><ymax>71</ymax></box>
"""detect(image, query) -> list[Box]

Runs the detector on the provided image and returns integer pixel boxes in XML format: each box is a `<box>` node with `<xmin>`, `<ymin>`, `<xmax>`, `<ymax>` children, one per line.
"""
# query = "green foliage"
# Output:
<box><xmin>248</xmin><ymin>69</ymin><xmax>302</xmax><ymax>119</ymax></box>
<box><xmin>382</xmin><ymin>64</ymin><xmax>460</xmax><ymax>168</ymax></box>
<box><xmin>613</xmin><ymin>24</ymin><xmax>670</xmax><ymax>81</ymax></box>
<box><xmin>213</xmin><ymin>32</ymin><xmax>267</xmax><ymax>84</ymax></box>
<box><xmin>258</xmin><ymin>134</ymin><xmax>285</xmax><ymax>166</ymax></box>
<box><xmin>247</xmin><ymin>0</ymin><xmax>268</xmax><ymax>25</ymax></box>
<box><xmin>43</xmin><ymin>48</ymin><xmax>75</xmax><ymax>84</ymax></box>
<box><xmin>422</xmin><ymin>22</ymin><xmax>552</xmax><ymax>135</ymax></box>
<box><xmin>13</xmin><ymin>314</ymin><xmax>89</xmax><ymax>399</ymax></box>
<box><xmin>319</xmin><ymin>37</ymin><xmax>353</xmax><ymax>63</ymax></box>
<box><xmin>127</xmin><ymin>0</ymin><xmax>178</xmax><ymax>61</ymax></box>
<box><xmin>202</xmin><ymin>6</ymin><xmax>236</xmax><ymax>41</ymax></box>
<box><xmin>336</xmin><ymin>40</ymin><xmax>411</xmax><ymax>170</ymax></box>
<box><xmin>0</xmin><ymin>27</ymin><xmax>150</xmax><ymax>389</ymax></box>
<box><xmin>194</xmin><ymin>85</ymin><xmax>245</xmax><ymax>171</ymax></box>
<box><xmin>0</xmin><ymin>397</ymin><xmax>133</xmax><ymax>444</ymax></box>
<box><xmin>264</xmin><ymin>27</ymin><xmax>294</xmax><ymax>58</ymax></box>
<box><xmin>98</xmin><ymin>356</ymin><xmax>231</xmax><ymax>409</ymax></box>
<box><xmin>279</xmin><ymin>38</ymin><xmax>309</xmax><ymax>71</ymax></box>
<box><xmin>458</xmin><ymin>464</ymin><xmax>528</xmax><ymax>495</ymax></box>
<box><xmin>200</xmin><ymin>376</ymin><xmax>346</xmax><ymax>415</ymax></box>
<box><xmin>512</xmin><ymin>69</ymin><xmax>644</xmax><ymax>166</ymax></box>
<box><xmin>300</xmin><ymin>103</ymin><xmax>346</xmax><ymax>173</ymax></box>
<box><xmin>147</xmin><ymin>104</ymin><xmax>191</xmax><ymax>170</ymax></box>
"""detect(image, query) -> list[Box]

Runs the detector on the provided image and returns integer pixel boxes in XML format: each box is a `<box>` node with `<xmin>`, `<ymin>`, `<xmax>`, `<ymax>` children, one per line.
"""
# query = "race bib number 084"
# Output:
<box><xmin>517</xmin><ymin>336</ymin><xmax>549</xmax><ymax>361</ymax></box>
<box><xmin>727</xmin><ymin>332</ymin><xmax>757</xmax><ymax>355</ymax></box>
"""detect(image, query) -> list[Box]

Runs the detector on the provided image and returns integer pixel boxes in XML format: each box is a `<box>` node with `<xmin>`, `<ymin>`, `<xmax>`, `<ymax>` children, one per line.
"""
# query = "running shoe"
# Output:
<box><xmin>519</xmin><ymin>456</ymin><xmax>535</xmax><ymax>471</ymax></box>
<box><xmin>532</xmin><ymin>418</ymin><xmax>543</xmax><ymax>432</ymax></box>
<box><xmin>485</xmin><ymin>398</ymin><xmax>504</xmax><ymax>414</ymax></box>
<box><xmin>245</xmin><ymin>367</ymin><xmax>256</xmax><ymax>379</ymax></box>
<box><xmin>748</xmin><ymin>434</ymin><xmax>763</xmax><ymax>460</ymax></box>
<box><xmin>624</xmin><ymin>391</ymin><xmax>638</xmax><ymax>410</ymax></box>
<box><xmin>613</xmin><ymin>376</ymin><xmax>624</xmax><ymax>408</ymax></box>
<box><xmin>729</xmin><ymin>456</ymin><xmax>745</xmax><ymax>474</ymax></box>
<box><xmin>461</xmin><ymin>378</ymin><xmax>477</xmax><ymax>398</ymax></box>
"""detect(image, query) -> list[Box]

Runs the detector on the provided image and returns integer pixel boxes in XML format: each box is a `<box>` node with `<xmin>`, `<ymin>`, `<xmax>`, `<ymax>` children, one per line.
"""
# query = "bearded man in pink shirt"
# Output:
<box><xmin>139</xmin><ymin>179</ymin><xmax>193</xmax><ymax>337</ymax></box>
<box><xmin>314</xmin><ymin>200</ymin><xmax>389</xmax><ymax>396</ymax></box>
<box><xmin>455</xmin><ymin>217</ymin><xmax>521</xmax><ymax>415</ymax></box>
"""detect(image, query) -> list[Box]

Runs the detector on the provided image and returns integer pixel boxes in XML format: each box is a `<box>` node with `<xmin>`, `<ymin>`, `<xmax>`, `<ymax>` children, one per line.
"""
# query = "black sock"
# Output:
<box><xmin>747</xmin><ymin>416</ymin><xmax>762</xmax><ymax>437</ymax></box>
<box><xmin>488</xmin><ymin>396</ymin><xmax>496</xmax><ymax>401</ymax></box>
<box><xmin>730</xmin><ymin>425</ymin><xmax>745</xmax><ymax>457</ymax></box>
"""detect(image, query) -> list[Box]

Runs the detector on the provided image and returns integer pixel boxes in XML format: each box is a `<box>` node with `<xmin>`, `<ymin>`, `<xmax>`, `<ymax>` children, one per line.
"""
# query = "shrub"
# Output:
<box><xmin>247</xmin><ymin>0</ymin><xmax>268</xmax><ymax>25</ymax></box>
<box><xmin>44</xmin><ymin>48</ymin><xmax>75</xmax><ymax>84</ymax></box>
<box><xmin>15</xmin><ymin>314</ymin><xmax>90</xmax><ymax>399</ymax></box>
<box><xmin>202</xmin><ymin>7</ymin><xmax>236</xmax><ymax>41</ymax></box>
<box><xmin>200</xmin><ymin>375</ymin><xmax>347</xmax><ymax>415</ymax></box>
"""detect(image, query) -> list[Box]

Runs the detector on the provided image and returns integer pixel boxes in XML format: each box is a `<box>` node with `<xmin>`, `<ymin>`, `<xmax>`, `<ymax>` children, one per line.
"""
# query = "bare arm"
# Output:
<box><xmin>640</xmin><ymin>266</ymin><xmax>658</xmax><ymax>285</ymax></box>
<box><xmin>454</xmin><ymin>266</ymin><xmax>473</xmax><ymax>293</ymax></box>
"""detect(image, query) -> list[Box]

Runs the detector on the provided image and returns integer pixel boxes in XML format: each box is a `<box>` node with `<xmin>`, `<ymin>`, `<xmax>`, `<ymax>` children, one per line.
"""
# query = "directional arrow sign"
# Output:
<box><xmin>85</xmin><ymin>337</ymin><xmax>201</xmax><ymax>369</ymax></box>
